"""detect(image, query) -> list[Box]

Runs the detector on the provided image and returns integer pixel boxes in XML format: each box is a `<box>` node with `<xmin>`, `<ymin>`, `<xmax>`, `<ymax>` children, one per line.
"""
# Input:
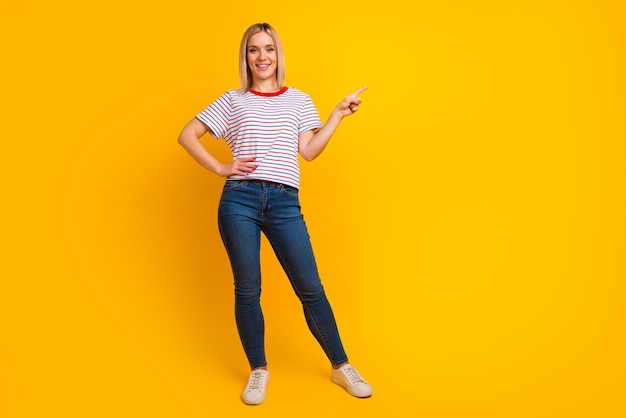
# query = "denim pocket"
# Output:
<box><xmin>223</xmin><ymin>180</ymin><xmax>247</xmax><ymax>191</ymax></box>
<box><xmin>278</xmin><ymin>183</ymin><xmax>299</xmax><ymax>197</ymax></box>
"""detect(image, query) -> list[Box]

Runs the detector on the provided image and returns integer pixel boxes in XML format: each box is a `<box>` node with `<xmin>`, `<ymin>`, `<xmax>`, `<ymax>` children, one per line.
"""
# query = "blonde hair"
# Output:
<box><xmin>239</xmin><ymin>23</ymin><xmax>286</xmax><ymax>92</ymax></box>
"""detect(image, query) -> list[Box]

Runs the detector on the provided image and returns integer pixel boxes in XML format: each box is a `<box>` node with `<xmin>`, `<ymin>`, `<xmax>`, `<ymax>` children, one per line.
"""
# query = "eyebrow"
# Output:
<box><xmin>248</xmin><ymin>44</ymin><xmax>275</xmax><ymax>48</ymax></box>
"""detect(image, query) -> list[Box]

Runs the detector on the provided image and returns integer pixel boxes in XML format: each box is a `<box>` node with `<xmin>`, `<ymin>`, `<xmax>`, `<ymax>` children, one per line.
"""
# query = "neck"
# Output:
<box><xmin>251</xmin><ymin>79</ymin><xmax>279</xmax><ymax>93</ymax></box>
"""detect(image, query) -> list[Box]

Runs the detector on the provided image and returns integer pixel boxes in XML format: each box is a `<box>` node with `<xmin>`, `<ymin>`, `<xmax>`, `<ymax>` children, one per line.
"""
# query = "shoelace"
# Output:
<box><xmin>343</xmin><ymin>366</ymin><xmax>366</xmax><ymax>384</ymax></box>
<box><xmin>247</xmin><ymin>371</ymin><xmax>266</xmax><ymax>391</ymax></box>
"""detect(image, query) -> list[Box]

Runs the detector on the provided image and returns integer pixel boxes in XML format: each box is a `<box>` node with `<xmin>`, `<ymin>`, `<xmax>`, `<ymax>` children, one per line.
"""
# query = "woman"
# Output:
<box><xmin>178</xmin><ymin>22</ymin><xmax>372</xmax><ymax>405</ymax></box>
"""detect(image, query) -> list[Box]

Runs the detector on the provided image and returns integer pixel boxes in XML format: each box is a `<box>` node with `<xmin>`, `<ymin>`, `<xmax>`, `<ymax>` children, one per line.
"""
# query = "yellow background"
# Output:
<box><xmin>2</xmin><ymin>1</ymin><xmax>625</xmax><ymax>417</ymax></box>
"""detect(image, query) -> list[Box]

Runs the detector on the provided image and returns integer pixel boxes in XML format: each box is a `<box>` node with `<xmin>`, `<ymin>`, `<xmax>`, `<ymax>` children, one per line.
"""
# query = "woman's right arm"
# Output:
<box><xmin>177</xmin><ymin>118</ymin><xmax>257</xmax><ymax>176</ymax></box>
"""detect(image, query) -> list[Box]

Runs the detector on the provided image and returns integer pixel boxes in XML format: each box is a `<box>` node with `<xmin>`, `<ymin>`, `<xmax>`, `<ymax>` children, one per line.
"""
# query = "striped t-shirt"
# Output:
<box><xmin>196</xmin><ymin>87</ymin><xmax>322</xmax><ymax>189</ymax></box>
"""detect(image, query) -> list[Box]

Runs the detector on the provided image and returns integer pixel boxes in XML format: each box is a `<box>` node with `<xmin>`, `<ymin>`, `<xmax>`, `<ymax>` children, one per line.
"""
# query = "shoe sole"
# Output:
<box><xmin>331</xmin><ymin>376</ymin><xmax>373</xmax><ymax>398</ymax></box>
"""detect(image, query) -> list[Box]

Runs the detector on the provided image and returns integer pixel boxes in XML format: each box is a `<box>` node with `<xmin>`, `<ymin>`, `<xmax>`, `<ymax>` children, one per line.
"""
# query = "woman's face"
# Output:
<box><xmin>246</xmin><ymin>31</ymin><xmax>277</xmax><ymax>86</ymax></box>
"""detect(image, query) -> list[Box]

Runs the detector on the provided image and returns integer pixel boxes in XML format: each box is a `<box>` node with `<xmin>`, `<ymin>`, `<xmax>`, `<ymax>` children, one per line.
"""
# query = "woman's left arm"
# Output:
<box><xmin>299</xmin><ymin>86</ymin><xmax>368</xmax><ymax>161</ymax></box>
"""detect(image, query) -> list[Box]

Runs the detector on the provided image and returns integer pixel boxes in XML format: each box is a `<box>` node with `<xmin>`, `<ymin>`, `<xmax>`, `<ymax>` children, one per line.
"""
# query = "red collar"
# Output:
<box><xmin>249</xmin><ymin>86</ymin><xmax>289</xmax><ymax>97</ymax></box>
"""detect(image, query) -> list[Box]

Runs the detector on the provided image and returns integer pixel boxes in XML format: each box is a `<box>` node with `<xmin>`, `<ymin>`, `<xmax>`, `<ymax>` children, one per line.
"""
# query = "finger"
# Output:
<box><xmin>237</xmin><ymin>167</ymin><xmax>253</xmax><ymax>175</ymax></box>
<box><xmin>352</xmin><ymin>85</ymin><xmax>368</xmax><ymax>97</ymax></box>
<box><xmin>231</xmin><ymin>162</ymin><xmax>245</xmax><ymax>175</ymax></box>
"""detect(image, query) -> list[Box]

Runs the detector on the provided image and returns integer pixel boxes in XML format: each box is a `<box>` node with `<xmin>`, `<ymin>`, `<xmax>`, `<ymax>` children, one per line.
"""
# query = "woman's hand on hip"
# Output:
<box><xmin>219</xmin><ymin>157</ymin><xmax>258</xmax><ymax>176</ymax></box>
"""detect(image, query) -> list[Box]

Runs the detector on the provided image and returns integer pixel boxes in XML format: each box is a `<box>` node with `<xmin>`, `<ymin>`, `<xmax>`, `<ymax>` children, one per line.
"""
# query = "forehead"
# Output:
<box><xmin>248</xmin><ymin>31</ymin><xmax>274</xmax><ymax>46</ymax></box>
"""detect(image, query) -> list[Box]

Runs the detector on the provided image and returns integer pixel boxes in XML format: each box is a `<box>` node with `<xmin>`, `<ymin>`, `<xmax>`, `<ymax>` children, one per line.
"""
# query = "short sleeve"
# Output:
<box><xmin>298</xmin><ymin>94</ymin><xmax>323</xmax><ymax>135</ymax></box>
<box><xmin>195</xmin><ymin>91</ymin><xmax>233</xmax><ymax>139</ymax></box>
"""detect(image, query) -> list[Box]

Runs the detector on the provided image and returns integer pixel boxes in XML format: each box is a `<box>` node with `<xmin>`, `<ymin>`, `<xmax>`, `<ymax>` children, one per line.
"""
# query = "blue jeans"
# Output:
<box><xmin>217</xmin><ymin>180</ymin><xmax>348</xmax><ymax>369</ymax></box>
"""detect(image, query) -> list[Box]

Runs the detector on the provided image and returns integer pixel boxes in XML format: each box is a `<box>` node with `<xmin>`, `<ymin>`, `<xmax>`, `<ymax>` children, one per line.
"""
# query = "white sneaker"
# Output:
<box><xmin>242</xmin><ymin>369</ymin><xmax>269</xmax><ymax>405</ymax></box>
<box><xmin>331</xmin><ymin>364</ymin><xmax>373</xmax><ymax>398</ymax></box>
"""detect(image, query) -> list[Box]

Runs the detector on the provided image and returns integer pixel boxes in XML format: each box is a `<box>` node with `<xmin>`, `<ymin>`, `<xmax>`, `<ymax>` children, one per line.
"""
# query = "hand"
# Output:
<box><xmin>219</xmin><ymin>157</ymin><xmax>257</xmax><ymax>176</ymax></box>
<box><xmin>335</xmin><ymin>86</ymin><xmax>368</xmax><ymax>117</ymax></box>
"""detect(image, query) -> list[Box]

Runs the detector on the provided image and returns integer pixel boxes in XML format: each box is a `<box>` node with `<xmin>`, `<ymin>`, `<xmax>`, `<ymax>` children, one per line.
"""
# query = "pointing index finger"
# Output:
<box><xmin>353</xmin><ymin>85</ymin><xmax>368</xmax><ymax>96</ymax></box>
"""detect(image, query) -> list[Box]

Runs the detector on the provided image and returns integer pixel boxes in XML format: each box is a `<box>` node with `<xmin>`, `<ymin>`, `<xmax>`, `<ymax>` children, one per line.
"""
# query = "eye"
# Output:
<box><xmin>266</xmin><ymin>47</ymin><xmax>274</xmax><ymax>53</ymax></box>
<box><xmin>248</xmin><ymin>48</ymin><xmax>257</xmax><ymax>53</ymax></box>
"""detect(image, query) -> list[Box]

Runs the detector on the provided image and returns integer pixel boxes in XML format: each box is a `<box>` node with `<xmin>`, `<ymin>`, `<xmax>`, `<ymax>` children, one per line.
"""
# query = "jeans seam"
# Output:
<box><xmin>270</xmin><ymin>242</ymin><xmax>335</xmax><ymax>363</ymax></box>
